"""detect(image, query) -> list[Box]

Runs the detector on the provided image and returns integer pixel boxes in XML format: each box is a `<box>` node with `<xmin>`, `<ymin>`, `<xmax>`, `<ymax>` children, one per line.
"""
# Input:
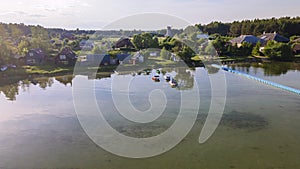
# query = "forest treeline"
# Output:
<box><xmin>197</xmin><ymin>17</ymin><xmax>300</xmax><ymax>37</ymax></box>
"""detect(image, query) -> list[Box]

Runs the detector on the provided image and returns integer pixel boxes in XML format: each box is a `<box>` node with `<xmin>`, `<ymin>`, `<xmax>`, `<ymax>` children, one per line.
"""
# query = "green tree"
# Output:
<box><xmin>160</xmin><ymin>47</ymin><xmax>170</xmax><ymax>60</ymax></box>
<box><xmin>252</xmin><ymin>41</ymin><xmax>262</xmax><ymax>56</ymax></box>
<box><xmin>132</xmin><ymin>33</ymin><xmax>159</xmax><ymax>50</ymax></box>
<box><xmin>17</xmin><ymin>40</ymin><xmax>30</xmax><ymax>56</ymax></box>
<box><xmin>178</xmin><ymin>46</ymin><xmax>196</xmax><ymax>63</ymax></box>
<box><xmin>30</xmin><ymin>26</ymin><xmax>51</xmax><ymax>54</ymax></box>
<box><xmin>212</xmin><ymin>37</ymin><xmax>229</xmax><ymax>56</ymax></box>
<box><xmin>0</xmin><ymin>24</ymin><xmax>8</xmax><ymax>39</ymax></box>
<box><xmin>132</xmin><ymin>34</ymin><xmax>143</xmax><ymax>49</ymax></box>
<box><xmin>92</xmin><ymin>46</ymin><xmax>102</xmax><ymax>54</ymax></box>
<box><xmin>205</xmin><ymin>42</ymin><xmax>217</xmax><ymax>57</ymax></box>
<box><xmin>263</xmin><ymin>41</ymin><xmax>294</xmax><ymax>61</ymax></box>
<box><xmin>9</xmin><ymin>24</ymin><xmax>23</xmax><ymax>41</ymax></box>
<box><xmin>0</xmin><ymin>38</ymin><xmax>13</xmax><ymax>64</ymax></box>
<box><xmin>240</xmin><ymin>42</ymin><xmax>254</xmax><ymax>56</ymax></box>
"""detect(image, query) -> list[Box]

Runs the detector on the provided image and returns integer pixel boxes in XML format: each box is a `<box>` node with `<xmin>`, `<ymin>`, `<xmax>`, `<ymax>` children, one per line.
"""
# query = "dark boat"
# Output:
<box><xmin>169</xmin><ymin>79</ymin><xmax>178</xmax><ymax>87</ymax></box>
<box><xmin>152</xmin><ymin>75</ymin><xmax>160</xmax><ymax>81</ymax></box>
<box><xmin>164</xmin><ymin>75</ymin><xmax>171</xmax><ymax>81</ymax></box>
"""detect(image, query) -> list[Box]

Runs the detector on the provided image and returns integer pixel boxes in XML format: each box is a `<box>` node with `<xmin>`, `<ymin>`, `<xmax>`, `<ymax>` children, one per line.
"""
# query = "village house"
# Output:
<box><xmin>259</xmin><ymin>32</ymin><xmax>290</xmax><ymax>44</ymax></box>
<box><xmin>116</xmin><ymin>53</ymin><xmax>132</xmax><ymax>64</ymax></box>
<box><xmin>55</xmin><ymin>47</ymin><xmax>77</xmax><ymax>65</ymax></box>
<box><xmin>132</xmin><ymin>52</ymin><xmax>144</xmax><ymax>64</ymax></box>
<box><xmin>86</xmin><ymin>54</ymin><xmax>113</xmax><ymax>65</ymax></box>
<box><xmin>230</xmin><ymin>35</ymin><xmax>264</xmax><ymax>47</ymax></box>
<box><xmin>113</xmin><ymin>37</ymin><xmax>135</xmax><ymax>49</ymax></box>
<box><xmin>60</xmin><ymin>32</ymin><xmax>76</xmax><ymax>40</ymax></box>
<box><xmin>150</xmin><ymin>51</ymin><xmax>159</xmax><ymax>57</ymax></box>
<box><xmin>79</xmin><ymin>40</ymin><xmax>94</xmax><ymax>50</ymax></box>
<box><xmin>197</xmin><ymin>34</ymin><xmax>209</xmax><ymax>39</ymax></box>
<box><xmin>25</xmin><ymin>48</ymin><xmax>45</xmax><ymax>65</ymax></box>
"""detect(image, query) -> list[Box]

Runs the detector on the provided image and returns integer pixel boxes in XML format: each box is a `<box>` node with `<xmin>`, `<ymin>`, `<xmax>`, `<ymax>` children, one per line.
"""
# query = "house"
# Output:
<box><xmin>25</xmin><ymin>48</ymin><xmax>45</xmax><ymax>65</ymax></box>
<box><xmin>114</xmin><ymin>37</ymin><xmax>135</xmax><ymax>49</ymax></box>
<box><xmin>86</xmin><ymin>54</ymin><xmax>113</xmax><ymax>65</ymax></box>
<box><xmin>197</xmin><ymin>34</ymin><xmax>209</xmax><ymax>39</ymax></box>
<box><xmin>61</xmin><ymin>32</ymin><xmax>76</xmax><ymax>40</ymax></box>
<box><xmin>55</xmin><ymin>47</ymin><xmax>77</xmax><ymax>65</ymax></box>
<box><xmin>132</xmin><ymin>52</ymin><xmax>144</xmax><ymax>64</ymax></box>
<box><xmin>116</xmin><ymin>53</ymin><xmax>132</xmax><ymax>64</ymax></box>
<box><xmin>230</xmin><ymin>35</ymin><xmax>264</xmax><ymax>47</ymax></box>
<box><xmin>150</xmin><ymin>52</ymin><xmax>159</xmax><ymax>57</ymax></box>
<box><xmin>259</xmin><ymin>32</ymin><xmax>290</xmax><ymax>44</ymax></box>
<box><xmin>79</xmin><ymin>40</ymin><xmax>94</xmax><ymax>50</ymax></box>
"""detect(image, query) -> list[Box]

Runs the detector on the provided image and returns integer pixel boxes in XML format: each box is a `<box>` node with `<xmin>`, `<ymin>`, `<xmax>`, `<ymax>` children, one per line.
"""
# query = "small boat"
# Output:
<box><xmin>143</xmin><ymin>69</ymin><xmax>151</xmax><ymax>75</ymax></box>
<box><xmin>169</xmin><ymin>79</ymin><xmax>178</xmax><ymax>87</ymax></box>
<box><xmin>222</xmin><ymin>67</ymin><xmax>229</xmax><ymax>71</ymax></box>
<box><xmin>0</xmin><ymin>66</ymin><xmax>8</xmax><ymax>72</ymax></box>
<box><xmin>164</xmin><ymin>75</ymin><xmax>171</xmax><ymax>81</ymax></box>
<box><xmin>156</xmin><ymin>69</ymin><xmax>161</xmax><ymax>74</ymax></box>
<box><xmin>152</xmin><ymin>75</ymin><xmax>160</xmax><ymax>81</ymax></box>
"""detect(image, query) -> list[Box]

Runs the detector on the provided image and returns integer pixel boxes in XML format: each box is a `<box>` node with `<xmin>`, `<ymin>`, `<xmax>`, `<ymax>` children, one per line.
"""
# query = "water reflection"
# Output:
<box><xmin>1</xmin><ymin>62</ymin><xmax>299</xmax><ymax>101</ymax></box>
<box><xmin>0</xmin><ymin>67</ymin><xmax>197</xmax><ymax>101</ymax></box>
<box><xmin>231</xmin><ymin>62</ymin><xmax>300</xmax><ymax>76</ymax></box>
<box><xmin>0</xmin><ymin>75</ymin><xmax>74</xmax><ymax>101</ymax></box>
<box><xmin>0</xmin><ymin>83</ymin><xmax>19</xmax><ymax>101</ymax></box>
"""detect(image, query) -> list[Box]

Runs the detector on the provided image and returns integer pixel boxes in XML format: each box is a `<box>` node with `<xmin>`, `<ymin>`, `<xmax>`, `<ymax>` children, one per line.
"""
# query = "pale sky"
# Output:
<box><xmin>0</xmin><ymin>0</ymin><xmax>299</xmax><ymax>30</ymax></box>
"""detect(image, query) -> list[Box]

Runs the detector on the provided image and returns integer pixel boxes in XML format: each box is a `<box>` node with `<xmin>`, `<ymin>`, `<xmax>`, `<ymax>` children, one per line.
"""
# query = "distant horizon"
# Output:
<box><xmin>0</xmin><ymin>15</ymin><xmax>299</xmax><ymax>31</ymax></box>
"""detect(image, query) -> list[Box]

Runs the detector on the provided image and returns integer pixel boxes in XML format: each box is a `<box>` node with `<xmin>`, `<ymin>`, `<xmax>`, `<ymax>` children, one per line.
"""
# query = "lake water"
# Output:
<box><xmin>0</xmin><ymin>62</ymin><xmax>300</xmax><ymax>169</ymax></box>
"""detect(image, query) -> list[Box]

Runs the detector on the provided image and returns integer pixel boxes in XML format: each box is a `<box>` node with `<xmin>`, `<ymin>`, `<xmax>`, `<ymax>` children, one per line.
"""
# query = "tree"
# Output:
<box><xmin>212</xmin><ymin>36</ymin><xmax>229</xmax><ymax>56</ymax></box>
<box><xmin>9</xmin><ymin>24</ymin><xmax>23</xmax><ymax>41</ymax></box>
<box><xmin>179</xmin><ymin>46</ymin><xmax>196</xmax><ymax>63</ymax></box>
<box><xmin>132</xmin><ymin>33</ymin><xmax>159</xmax><ymax>50</ymax></box>
<box><xmin>240</xmin><ymin>42</ymin><xmax>254</xmax><ymax>56</ymax></box>
<box><xmin>17</xmin><ymin>40</ymin><xmax>30</xmax><ymax>56</ymax></box>
<box><xmin>263</xmin><ymin>41</ymin><xmax>294</xmax><ymax>61</ymax></box>
<box><xmin>0</xmin><ymin>24</ymin><xmax>8</xmax><ymax>39</ymax></box>
<box><xmin>92</xmin><ymin>46</ymin><xmax>102</xmax><ymax>54</ymax></box>
<box><xmin>0</xmin><ymin>38</ymin><xmax>13</xmax><ymax>64</ymax></box>
<box><xmin>30</xmin><ymin>26</ymin><xmax>51</xmax><ymax>54</ymax></box>
<box><xmin>132</xmin><ymin>34</ymin><xmax>143</xmax><ymax>49</ymax></box>
<box><xmin>160</xmin><ymin>47</ymin><xmax>170</xmax><ymax>60</ymax></box>
<box><xmin>252</xmin><ymin>42</ymin><xmax>262</xmax><ymax>56</ymax></box>
<box><xmin>205</xmin><ymin>42</ymin><xmax>217</xmax><ymax>57</ymax></box>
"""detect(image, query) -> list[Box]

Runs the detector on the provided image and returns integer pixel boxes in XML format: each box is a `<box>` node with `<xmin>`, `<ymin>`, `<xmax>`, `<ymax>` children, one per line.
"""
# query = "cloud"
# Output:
<box><xmin>0</xmin><ymin>0</ymin><xmax>299</xmax><ymax>29</ymax></box>
<box><xmin>29</xmin><ymin>14</ymin><xmax>46</xmax><ymax>18</ymax></box>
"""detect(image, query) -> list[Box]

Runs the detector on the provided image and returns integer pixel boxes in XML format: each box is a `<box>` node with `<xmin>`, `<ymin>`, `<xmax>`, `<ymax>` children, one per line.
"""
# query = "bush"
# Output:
<box><xmin>263</xmin><ymin>41</ymin><xmax>294</xmax><ymax>61</ymax></box>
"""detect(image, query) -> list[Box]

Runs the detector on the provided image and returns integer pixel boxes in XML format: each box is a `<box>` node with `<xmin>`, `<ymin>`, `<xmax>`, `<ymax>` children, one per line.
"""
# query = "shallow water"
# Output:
<box><xmin>0</xmin><ymin>64</ymin><xmax>300</xmax><ymax>169</ymax></box>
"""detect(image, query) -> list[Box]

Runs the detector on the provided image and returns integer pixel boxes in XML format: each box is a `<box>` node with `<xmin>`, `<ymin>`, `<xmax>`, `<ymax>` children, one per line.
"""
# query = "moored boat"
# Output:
<box><xmin>169</xmin><ymin>79</ymin><xmax>178</xmax><ymax>87</ymax></box>
<box><xmin>0</xmin><ymin>66</ymin><xmax>8</xmax><ymax>72</ymax></box>
<box><xmin>152</xmin><ymin>75</ymin><xmax>160</xmax><ymax>81</ymax></box>
<box><xmin>164</xmin><ymin>75</ymin><xmax>171</xmax><ymax>81</ymax></box>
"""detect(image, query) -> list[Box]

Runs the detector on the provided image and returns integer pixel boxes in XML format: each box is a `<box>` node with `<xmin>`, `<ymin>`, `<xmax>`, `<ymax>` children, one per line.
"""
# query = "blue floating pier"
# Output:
<box><xmin>213</xmin><ymin>64</ymin><xmax>300</xmax><ymax>95</ymax></box>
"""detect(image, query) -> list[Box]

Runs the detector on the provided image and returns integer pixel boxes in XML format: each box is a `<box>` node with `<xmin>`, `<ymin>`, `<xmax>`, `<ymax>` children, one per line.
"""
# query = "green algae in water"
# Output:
<box><xmin>221</xmin><ymin>111</ymin><xmax>268</xmax><ymax>131</ymax></box>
